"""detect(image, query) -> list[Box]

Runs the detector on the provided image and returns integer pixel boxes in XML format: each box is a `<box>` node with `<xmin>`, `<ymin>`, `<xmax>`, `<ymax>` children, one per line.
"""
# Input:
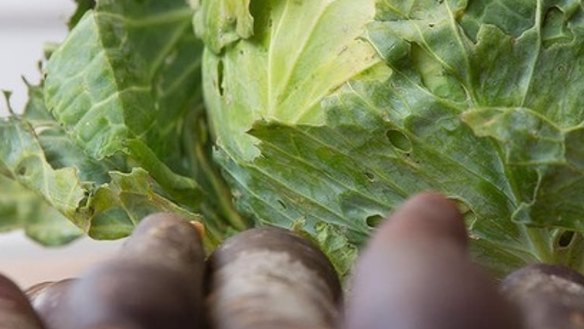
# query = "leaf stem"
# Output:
<box><xmin>524</xmin><ymin>226</ymin><xmax>552</xmax><ymax>263</ymax></box>
<box><xmin>193</xmin><ymin>134</ymin><xmax>249</xmax><ymax>231</ymax></box>
<box><xmin>184</xmin><ymin>110</ymin><xmax>249</xmax><ymax>236</ymax></box>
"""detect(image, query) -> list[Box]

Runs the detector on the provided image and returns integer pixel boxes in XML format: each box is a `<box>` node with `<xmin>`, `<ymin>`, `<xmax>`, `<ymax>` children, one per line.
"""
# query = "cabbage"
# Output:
<box><xmin>1</xmin><ymin>0</ymin><xmax>583</xmax><ymax>277</ymax></box>
<box><xmin>0</xmin><ymin>0</ymin><xmax>247</xmax><ymax>248</ymax></box>
<box><xmin>195</xmin><ymin>0</ymin><xmax>584</xmax><ymax>276</ymax></box>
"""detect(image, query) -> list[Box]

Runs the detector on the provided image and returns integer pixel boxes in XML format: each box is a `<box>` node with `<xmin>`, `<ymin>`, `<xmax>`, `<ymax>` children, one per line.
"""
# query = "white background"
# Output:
<box><xmin>0</xmin><ymin>0</ymin><xmax>122</xmax><ymax>287</ymax></box>
<box><xmin>1</xmin><ymin>0</ymin><xmax>73</xmax><ymax>114</ymax></box>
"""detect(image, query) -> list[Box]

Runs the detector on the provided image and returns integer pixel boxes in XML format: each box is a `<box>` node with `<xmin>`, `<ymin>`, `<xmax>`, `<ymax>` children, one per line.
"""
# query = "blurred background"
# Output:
<box><xmin>0</xmin><ymin>0</ymin><xmax>122</xmax><ymax>288</ymax></box>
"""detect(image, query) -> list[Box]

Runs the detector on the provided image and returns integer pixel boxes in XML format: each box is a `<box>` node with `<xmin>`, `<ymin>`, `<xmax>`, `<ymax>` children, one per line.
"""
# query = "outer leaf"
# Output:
<box><xmin>0</xmin><ymin>0</ymin><xmax>246</xmax><ymax>245</ymax></box>
<box><xmin>1</xmin><ymin>83</ymin><xmax>187</xmax><ymax>243</ymax></box>
<box><xmin>44</xmin><ymin>0</ymin><xmax>207</xmax><ymax>185</ymax></box>
<box><xmin>45</xmin><ymin>1</ymin><xmax>196</xmax><ymax>163</ymax></box>
<box><xmin>0</xmin><ymin>175</ymin><xmax>82</xmax><ymax>246</ymax></box>
<box><xmin>68</xmin><ymin>0</ymin><xmax>96</xmax><ymax>29</ymax></box>
<box><xmin>0</xmin><ymin>114</ymin><xmax>203</xmax><ymax>242</ymax></box>
<box><xmin>86</xmin><ymin>168</ymin><xmax>204</xmax><ymax>240</ymax></box>
<box><xmin>0</xmin><ymin>118</ymin><xmax>88</xmax><ymax>228</ymax></box>
<box><xmin>192</xmin><ymin>0</ymin><xmax>254</xmax><ymax>53</ymax></box>
<box><xmin>23</xmin><ymin>84</ymin><xmax>114</xmax><ymax>186</ymax></box>
<box><xmin>43</xmin><ymin>0</ymin><xmax>247</xmax><ymax>232</ymax></box>
<box><xmin>200</xmin><ymin>0</ymin><xmax>584</xmax><ymax>275</ymax></box>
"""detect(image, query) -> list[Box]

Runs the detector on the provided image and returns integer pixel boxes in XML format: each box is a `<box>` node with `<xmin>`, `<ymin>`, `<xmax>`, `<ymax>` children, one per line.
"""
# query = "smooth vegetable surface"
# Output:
<box><xmin>502</xmin><ymin>263</ymin><xmax>584</xmax><ymax>329</ymax></box>
<box><xmin>2</xmin><ymin>0</ymin><xmax>584</xmax><ymax>279</ymax></box>
<box><xmin>26</xmin><ymin>279</ymin><xmax>78</xmax><ymax>329</ymax></box>
<box><xmin>61</xmin><ymin>213</ymin><xmax>206</xmax><ymax>329</ymax></box>
<box><xmin>0</xmin><ymin>274</ymin><xmax>45</xmax><ymax>329</ymax></box>
<box><xmin>206</xmin><ymin>227</ymin><xmax>342</xmax><ymax>329</ymax></box>
<box><xmin>344</xmin><ymin>193</ymin><xmax>522</xmax><ymax>329</ymax></box>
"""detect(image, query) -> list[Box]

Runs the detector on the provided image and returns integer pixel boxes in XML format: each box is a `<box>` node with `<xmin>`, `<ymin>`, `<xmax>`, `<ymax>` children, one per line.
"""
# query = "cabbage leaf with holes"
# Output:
<box><xmin>2</xmin><ymin>0</ymin><xmax>584</xmax><ymax>277</ymax></box>
<box><xmin>0</xmin><ymin>0</ymin><xmax>246</xmax><ymax>248</ymax></box>
<box><xmin>195</xmin><ymin>0</ymin><xmax>584</xmax><ymax>276</ymax></box>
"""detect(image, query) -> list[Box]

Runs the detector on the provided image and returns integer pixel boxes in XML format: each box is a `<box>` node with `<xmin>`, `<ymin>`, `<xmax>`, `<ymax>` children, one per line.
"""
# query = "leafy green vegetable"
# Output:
<box><xmin>68</xmin><ymin>0</ymin><xmax>95</xmax><ymax>29</ymax></box>
<box><xmin>2</xmin><ymin>0</ymin><xmax>584</xmax><ymax>278</ymax></box>
<box><xmin>196</xmin><ymin>0</ymin><xmax>584</xmax><ymax>276</ymax></box>
<box><xmin>0</xmin><ymin>175</ymin><xmax>82</xmax><ymax>245</ymax></box>
<box><xmin>191</xmin><ymin>0</ymin><xmax>254</xmax><ymax>53</ymax></box>
<box><xmin>0</xmin><ymin>0</ymin><xmax>245</xmax><ymax>247</ymax></box>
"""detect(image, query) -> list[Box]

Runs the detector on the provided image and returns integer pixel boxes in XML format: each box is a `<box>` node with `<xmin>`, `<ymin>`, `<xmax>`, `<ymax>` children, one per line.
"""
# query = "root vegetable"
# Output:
<box><xmin>501</xmin><ymin>263</ymin><xmax>584</xmax><ymax>329</ymax></box>
<box><xmin>206</xmin><ymin>227</ymin><xmax>342</xmax><ymax>329</ymax></box>
<box><xmin>24</xmin><ymin>282</ymin><xmax>54</xmax><ymax>301</ymax></box>
<box><xmin>344</xmin><ymin>193</ymin><xmax>522</xmax><ymax>329</ymax></box>
<box><xmin>25</xmin><ymin>279</ymin><xmax>77</xmax><ymax>329</ymax></box>
<box><xmin>63</xmin><ymin>213</ymin><xmax>206</xmax><ymax>329</ymax></box>
<box><xmin>120</xmin><ymin>213</ymin><xmax>205</xmax><ymax>277</ymax></box>
<box><xmin>0</xmin><ymin>273</ymin><xmax>45</xmax><ymax>329</ymax></box>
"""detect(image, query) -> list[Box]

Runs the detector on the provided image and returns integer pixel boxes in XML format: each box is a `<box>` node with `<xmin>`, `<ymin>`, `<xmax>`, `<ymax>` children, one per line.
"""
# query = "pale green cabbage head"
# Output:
<box><xmin>2</xmin><ymin>0</ymin><xmax>583</xmax><ymax>279</ymax></box>
<box><xmin>195</xmin><ymin>0</ymin><xmax>584</xmax><ymax>276</ymax></box>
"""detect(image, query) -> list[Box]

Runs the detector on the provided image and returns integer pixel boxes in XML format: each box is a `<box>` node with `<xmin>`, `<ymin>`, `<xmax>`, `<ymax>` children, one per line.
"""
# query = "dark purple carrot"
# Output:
<box><xmin>62</xmin><ymin>213</ymin><xmax>206</xmax><ymax>329</ymax></box>
<box><xmin>502</xmin><ymin>263</ymin><xmax>584</xmax><ymax>329</ymax></box>
<box><xmin>206</xmin><ymin>227</ymin><xmax>342</xmax><ymax>329</ymax></box>
<box><xmin>25</xmin><ymin>278</ymin><xmax>77</xmax><ymax>329</ymax></box>
<box><xmin>0</xmin><ymin>273</ymin><xmax>45</xmax><ymax>329</ymax></box>
<box><xmin>344</xmin><ymin>192</ymin><xmax>522</xmax><ymax>329</ymax></box>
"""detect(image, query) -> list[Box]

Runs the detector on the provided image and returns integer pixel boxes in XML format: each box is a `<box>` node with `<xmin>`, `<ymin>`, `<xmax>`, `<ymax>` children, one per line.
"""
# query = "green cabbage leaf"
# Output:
<box><xmin>0</xmin><ymin>0</ymin><xmax>245</xmax><ymax>247</ymax></box>
<box><xmin>196</xmin><ymin>0</ymin><xmax>584</xmax><ymax>276</ymax></box>
<box><xmin>2</xmin><ymin>0</ymin><xmax>584</xmax><ymax>278</ymax></box>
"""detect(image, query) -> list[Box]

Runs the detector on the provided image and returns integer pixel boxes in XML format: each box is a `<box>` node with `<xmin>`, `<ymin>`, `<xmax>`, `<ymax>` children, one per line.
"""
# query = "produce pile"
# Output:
<box><xmin>2</xmin><ymin>0</ymin><xmax>584</xmax><ymax>280</ymax></box>
<box><xmin>2</xmin><ymin>195</ymin><xmax>584</xmax><ymax>329</ymax></box>
<box><xmin>1</xmin><ymin>212</ymin><xmax>340</xmax><ymax>329</ymax></box>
